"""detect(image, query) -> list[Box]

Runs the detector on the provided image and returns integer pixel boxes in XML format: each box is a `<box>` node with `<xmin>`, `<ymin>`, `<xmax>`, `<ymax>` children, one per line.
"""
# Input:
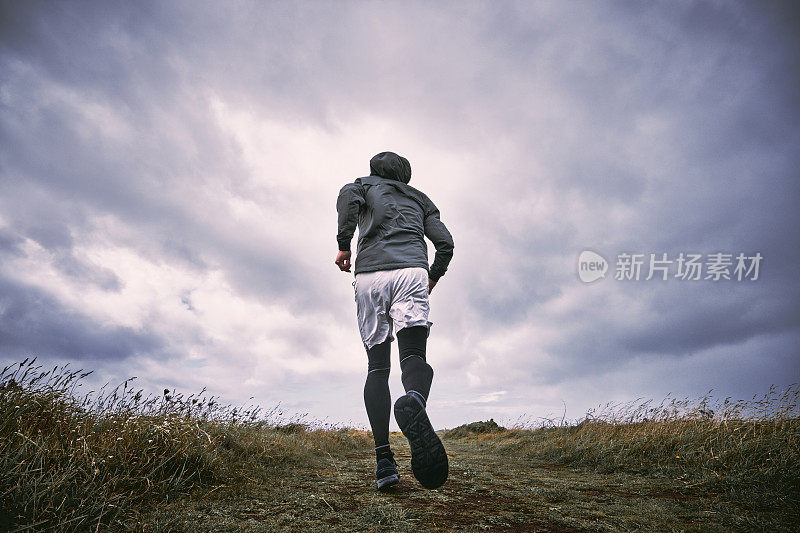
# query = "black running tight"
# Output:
<box><xmin>364</xmin><ymin>326</ymin><xmax>434</xmax><ymax>453</ymax></box>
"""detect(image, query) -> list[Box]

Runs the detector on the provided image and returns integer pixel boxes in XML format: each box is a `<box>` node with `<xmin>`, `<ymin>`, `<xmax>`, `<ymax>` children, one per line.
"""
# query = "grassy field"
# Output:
<box><xmin>1</xmin><ymin>359</ymin><xmax>798</xmax><ymax>532</ymax></box>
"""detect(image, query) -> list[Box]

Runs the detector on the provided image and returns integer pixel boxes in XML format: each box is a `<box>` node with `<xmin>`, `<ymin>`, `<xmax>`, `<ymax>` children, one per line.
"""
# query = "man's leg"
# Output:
<box><xmin>394</xmin><ymin>323</ymin><xmax>448</xmax><ymax>489</ymax></box>
<box><xmin>364</xmin><ymin>337</ymin><xmax>393</xmax><ymax>461</ymax></box>
<box><xmin>397</xmin><ymin>325</ymin><xmax>434</xmax><ymax>405</ymax></box>
<box><xmin>364</xmin><ymin>336</ymin><xmax>400</xmax><ymax>490</ymax></box>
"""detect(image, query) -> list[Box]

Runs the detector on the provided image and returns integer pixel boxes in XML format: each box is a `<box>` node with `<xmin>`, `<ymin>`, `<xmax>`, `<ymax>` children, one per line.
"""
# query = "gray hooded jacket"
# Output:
<box><xmin>336</xmin><ymin>152</ymin><xmax>454</xmax><ymax>281</ymax></box>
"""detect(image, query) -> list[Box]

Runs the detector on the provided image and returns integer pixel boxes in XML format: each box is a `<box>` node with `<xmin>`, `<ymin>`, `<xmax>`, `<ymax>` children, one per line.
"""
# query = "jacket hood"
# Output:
<box><xmin>369</xmin><ymin>152</ymin><xmax>411</xmax><ymax>184</ymax></box>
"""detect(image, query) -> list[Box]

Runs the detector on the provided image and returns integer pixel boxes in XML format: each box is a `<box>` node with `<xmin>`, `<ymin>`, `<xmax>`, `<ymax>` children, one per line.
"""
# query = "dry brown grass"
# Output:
<box><xmin>444</xmin><ymin>385</ymin><xmax>800</xmax><ymax>514</ymax></box>
<box><xmin>2</xmin><ymin>357</ymin><xmax>797</xmax><ymax>531</ymax></box>
<box><xmin>0</xmin><ymin>359</ymin><xmax>370</xmax><ymax>531</ymax></box>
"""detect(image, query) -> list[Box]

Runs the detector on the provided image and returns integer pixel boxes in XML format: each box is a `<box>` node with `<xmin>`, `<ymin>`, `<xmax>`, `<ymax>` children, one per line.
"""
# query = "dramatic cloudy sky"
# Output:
<box><xmin>1</xmin><ymin>1</ymin><xmax>798</xmax><ymax>428</ymax></box>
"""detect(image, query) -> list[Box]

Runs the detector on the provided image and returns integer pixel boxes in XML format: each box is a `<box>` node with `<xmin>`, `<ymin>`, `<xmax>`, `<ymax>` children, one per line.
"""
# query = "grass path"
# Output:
<box><xmin>131</xmin><ymin>434</ymin><xmax>783</xmax><ymax>532</ymax></box>
<box><xmin>4</xmin><ymin>363</ymin><xmax>795</xmax><ymax>530</ymax></box>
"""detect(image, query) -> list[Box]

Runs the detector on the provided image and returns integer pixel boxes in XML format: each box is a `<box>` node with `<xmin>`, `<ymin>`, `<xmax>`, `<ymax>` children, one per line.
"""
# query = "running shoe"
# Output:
<box><xmin>376</xmin><ymin>455</ymin><xmax>400</xmax><ymax>490</ymax></box>
<box><xmin>394</xmin><ymin>393</ymin><xmax>448</xmax><ymax>489</ymax></box>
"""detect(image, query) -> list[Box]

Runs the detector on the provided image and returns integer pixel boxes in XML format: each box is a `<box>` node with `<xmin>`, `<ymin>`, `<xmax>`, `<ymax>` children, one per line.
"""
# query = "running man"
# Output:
<box><xmin>335</xmin><ymin>151</ymin><xmax>454</xmax><ymax>490</ymax></box>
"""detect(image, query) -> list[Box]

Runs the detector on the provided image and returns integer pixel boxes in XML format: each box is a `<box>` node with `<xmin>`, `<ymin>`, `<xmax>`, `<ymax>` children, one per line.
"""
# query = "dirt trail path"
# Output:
<box><xmin>142</xmin><ymin>435</ymin><xmax>777</xmax><ymax>532</ymax></box>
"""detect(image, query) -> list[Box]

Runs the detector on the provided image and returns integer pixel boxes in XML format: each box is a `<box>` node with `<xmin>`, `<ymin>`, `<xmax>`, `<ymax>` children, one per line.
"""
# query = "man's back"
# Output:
<box><xmin>336</xmin><ymin>152</ymin><xmax>454</xmax><ymax>281</ymax></box>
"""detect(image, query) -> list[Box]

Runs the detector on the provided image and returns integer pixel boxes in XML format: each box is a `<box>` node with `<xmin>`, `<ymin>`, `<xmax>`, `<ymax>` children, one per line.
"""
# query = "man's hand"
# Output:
<box><xmin>335</xmin><ymin>250</ymin><xmax>352</xmax><ymax>272</ymax></box>
<box><xmin>428</xmin><ymin>277</ymin><xmax>437</xmax><ymax>294</ymax></box>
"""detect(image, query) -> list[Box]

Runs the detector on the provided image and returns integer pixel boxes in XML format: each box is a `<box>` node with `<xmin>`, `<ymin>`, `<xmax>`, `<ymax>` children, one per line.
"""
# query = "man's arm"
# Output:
<box><xmin>335</xmin><ymin>181</ymin><xmax>365</xmax><ymax>271</ymax></box>
<box><xmin>424</xmin><ymin>204</ymin><xmax>454</xmax><ymax>283</ymax></box>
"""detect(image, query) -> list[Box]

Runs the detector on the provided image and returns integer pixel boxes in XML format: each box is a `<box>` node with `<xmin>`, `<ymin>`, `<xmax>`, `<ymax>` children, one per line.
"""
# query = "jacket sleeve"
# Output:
<box><xmin>424</xmin><ymin>202</ymin><xmax>454</xmax><ymax>281</ymax></box>
<box><xmin>336</xmin><ymin>180</ymin><xmax>366</xmax><ymax>252</ymax></box>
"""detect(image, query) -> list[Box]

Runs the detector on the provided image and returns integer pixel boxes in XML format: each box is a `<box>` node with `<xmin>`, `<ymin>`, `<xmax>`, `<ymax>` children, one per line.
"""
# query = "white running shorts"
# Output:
<box><xmin>354</xmin><ymin>267</ymin><xmax>433</xmax><ymax>350</ymax></box>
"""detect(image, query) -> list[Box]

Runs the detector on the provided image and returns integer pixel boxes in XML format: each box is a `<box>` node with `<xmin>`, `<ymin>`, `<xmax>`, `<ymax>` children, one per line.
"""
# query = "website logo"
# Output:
<box><xmin>578</xmin><ymin>250</ymin><xmax>608</xmax><ymax>283</ymax></box>
<box><xmin>576</xmin><ymin>250</ymin><xmax>763</xmax><ymax>283</ymax></box>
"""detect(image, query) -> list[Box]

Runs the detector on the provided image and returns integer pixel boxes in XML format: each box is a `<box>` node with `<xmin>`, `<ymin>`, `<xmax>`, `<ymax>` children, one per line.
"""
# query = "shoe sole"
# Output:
<box><xmin>394</xmin><ymin>394</ymin><xmax>448</xmax><ymax>489</ymax></box>
<box><xmin>376</xmin><ymin>473</ymin><xmax>399</xmax><ymax>491</ymax></box>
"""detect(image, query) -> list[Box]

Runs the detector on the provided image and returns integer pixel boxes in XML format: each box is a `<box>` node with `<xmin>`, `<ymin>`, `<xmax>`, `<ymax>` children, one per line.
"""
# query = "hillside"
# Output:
<box><xmin>1</xmin><ymin>360</ymin><xmax>797</xmax><ymax>531</ymax></box>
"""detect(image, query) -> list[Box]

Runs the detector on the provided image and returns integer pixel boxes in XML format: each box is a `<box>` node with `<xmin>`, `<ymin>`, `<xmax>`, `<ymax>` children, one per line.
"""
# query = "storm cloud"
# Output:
<box><xmin>1</xmin><ymin>0</ymin><xmax>798</xmax><ymax>426</ymax></box>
